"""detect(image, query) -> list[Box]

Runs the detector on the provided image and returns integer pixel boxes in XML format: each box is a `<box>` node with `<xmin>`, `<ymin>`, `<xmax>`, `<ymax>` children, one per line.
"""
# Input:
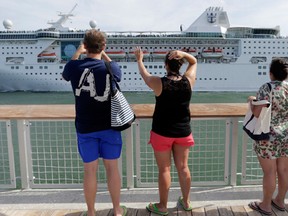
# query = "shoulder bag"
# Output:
<box><xmin>242</xmin><ymin>83</ymin><xmax>272</xmax><ymax>141</ymax></box>
<box><xmin>105</xmin><ymin>61</ymin><xmax>136</xmax><ymax>131</ymax></box>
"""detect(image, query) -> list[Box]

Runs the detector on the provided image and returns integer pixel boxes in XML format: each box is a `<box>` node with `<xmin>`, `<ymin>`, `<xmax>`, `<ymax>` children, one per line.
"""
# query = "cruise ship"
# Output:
<box><xmin>0</xmin><ymin>5</ymin><xmax>287</xmax><ymax>92</ymax></box>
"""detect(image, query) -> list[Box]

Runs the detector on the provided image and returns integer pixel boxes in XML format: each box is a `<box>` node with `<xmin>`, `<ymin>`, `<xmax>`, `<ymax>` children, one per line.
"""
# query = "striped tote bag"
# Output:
<box><xmin>111</xmin><ymin>89</ymin><xmax>135</xmax><ymax>131</ymax></box>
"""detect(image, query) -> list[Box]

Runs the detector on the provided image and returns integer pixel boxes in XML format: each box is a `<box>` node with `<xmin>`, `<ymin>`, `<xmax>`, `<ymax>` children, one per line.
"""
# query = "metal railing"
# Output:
<box><xmin>0</xmin><ymin>104</ymin><xmax>262</xmax><ymax>190</ymax></box>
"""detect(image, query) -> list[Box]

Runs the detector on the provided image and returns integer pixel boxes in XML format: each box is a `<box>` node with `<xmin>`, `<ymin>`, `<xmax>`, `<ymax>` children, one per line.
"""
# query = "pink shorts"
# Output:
<box><xmin>149</xmin><ymin>131</ymin><xmax>195</xmax><ymax>152</ymax></box>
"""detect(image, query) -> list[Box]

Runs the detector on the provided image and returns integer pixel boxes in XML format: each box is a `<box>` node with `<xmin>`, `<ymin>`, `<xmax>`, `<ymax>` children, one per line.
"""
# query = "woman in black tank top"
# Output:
<box><xmin>135</xmin><ymin>47</ymin><xmax>197</xmax><ymax>214</ymax></box>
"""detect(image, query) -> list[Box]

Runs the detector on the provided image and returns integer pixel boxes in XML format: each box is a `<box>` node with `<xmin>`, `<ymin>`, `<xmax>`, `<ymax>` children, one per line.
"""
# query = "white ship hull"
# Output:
<box><xmin>0</xmin><ymin>62</ymin><xmax>270</xmax><ymax>92</ymax></box>
<box><xmin>0</xmin><ymin>6</ymin><xmax>286</xmax><ymax>92</ymax></box>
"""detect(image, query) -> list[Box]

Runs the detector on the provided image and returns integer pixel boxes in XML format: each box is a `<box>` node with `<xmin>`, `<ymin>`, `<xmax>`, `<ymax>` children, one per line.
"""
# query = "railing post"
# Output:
<box><xmin>17</xmin><ymin>120</ymin><xmax>31</xmax><ymax>189</ymax></box>
<box><xmin>125</xmin><ymin>124</ymin><xmax>134</xmax><ymax>189</ymax></box>
<box><xmin>230</xmin><ymin>117</ymin><xmax>238</xmax><ymax>186</ymax></box>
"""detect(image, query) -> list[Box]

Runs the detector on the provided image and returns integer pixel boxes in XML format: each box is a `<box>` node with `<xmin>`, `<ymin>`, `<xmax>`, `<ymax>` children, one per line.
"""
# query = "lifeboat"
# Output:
<box><xmin>127</xmin><ymin>50</ymin><xmax>150</xmax><ymax>58</ymax></box>
<box><xmin>37</xmin><ymin>52</ymin><xmax>57</xmax><ymax>59</ymax></box>
<box><xmin>106</xmin><ymin>51</ymin><xmax>126</xmax><ymax>58</ymax></box>
<box><xmin>181</xmin><ymin>48</ymin><xmax>197</xmax><ymax>56</ymax></box>
<box><xmin>188</xmin><ymin>49</ymin><xmax>197</xmax><ymax>56</ymax></box>
<box><xmin>201</xmin><ymin>48</ymin><xmax>223</xmax><ymax>58</ymax></box>
<box><xmin>152</xmin><ymin>51</ymin><xmax>167</xmax><ymax>58</ymax></box>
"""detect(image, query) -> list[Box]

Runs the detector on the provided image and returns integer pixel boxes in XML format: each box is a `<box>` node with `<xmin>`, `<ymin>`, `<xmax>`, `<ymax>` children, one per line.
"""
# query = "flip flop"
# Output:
<box><xmin>271</xmin><ymin>200</ymin><xmax>285</xmax><ymax>211</ymax></box>
<box><xmin>248</xmin><ymin>201</ymin><xmax>272</xmax><ymax>215</ymax></box>
<box><xmin>178</xmin><ymin>196</ymin><xmax>192</xmax><ymax>211</ymax></box>
<box><xmin>120</xmin><ymin>205</ymin><xmax>127</xmax><ymax>216</ymax></box>
<box><xmin>146</xmin><ymin>203</ymin><xmax>168</xmax><ymax>216</ymax></box>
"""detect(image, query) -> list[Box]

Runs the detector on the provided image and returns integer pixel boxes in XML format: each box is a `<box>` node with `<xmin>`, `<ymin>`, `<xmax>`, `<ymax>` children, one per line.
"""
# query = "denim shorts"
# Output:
<box><xmin>77</xmin><ymin>129</ymin><xmax>122</xmax><ymax>163</ymax></box>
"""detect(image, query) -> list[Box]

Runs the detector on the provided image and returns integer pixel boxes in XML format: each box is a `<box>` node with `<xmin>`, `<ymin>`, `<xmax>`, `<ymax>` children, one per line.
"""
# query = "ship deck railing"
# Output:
<box><xmin>0</xmin><ymin>103</ymin><xmax>264</xmax><ymax>191</ymax></box>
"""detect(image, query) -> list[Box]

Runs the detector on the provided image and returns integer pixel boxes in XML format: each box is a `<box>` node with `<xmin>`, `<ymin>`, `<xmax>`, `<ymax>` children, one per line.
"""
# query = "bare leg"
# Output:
<box><xmin>103</xmin><ymin>159</ymin><xmax>124</xmax><ymax>216</ymax></box>
<box><xmin>173</xmin><ymin>145</ymin><xmax>191</xmax><ymax>208</ymax></box>
<box><xmin>153</xmin><ymin>150</ymin><xmax>172</xmax><ymax>212</ymax></box>
<box><xmin>257</xmin><ymin>156</ymin><xmax>277</xmax><ymax>212</ymax></box>
<box><xmin>83</xmin><ymin>160</ymin><xmax>98</xmax><ymax>216</ymax></box>
<box><xmin>273</xmin><ymin>157</ymin><xmax>288</xmax><ymax>208</ymax></box>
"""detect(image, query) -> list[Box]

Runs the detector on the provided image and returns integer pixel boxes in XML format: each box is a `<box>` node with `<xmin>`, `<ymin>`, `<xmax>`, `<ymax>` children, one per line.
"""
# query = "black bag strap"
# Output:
<box><xmin>267</xmin><ymin>82</ymin><xmax>273</xmax><ymax>104</ymax></box>
<box><xmin>104</xmin><ymin>61</ymin><xmax>121</xmax><ymax>92</ymax></box>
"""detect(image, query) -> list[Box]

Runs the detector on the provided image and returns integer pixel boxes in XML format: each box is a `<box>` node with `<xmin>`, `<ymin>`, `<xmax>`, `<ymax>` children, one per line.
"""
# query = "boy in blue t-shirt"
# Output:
<box><xmin>62</xmin><ymin>29</ymin><xmax>126</xmax><ymax>216</ymax></box>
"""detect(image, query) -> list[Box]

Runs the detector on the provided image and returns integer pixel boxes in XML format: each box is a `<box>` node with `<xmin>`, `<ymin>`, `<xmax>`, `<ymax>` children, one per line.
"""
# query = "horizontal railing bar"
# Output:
<box><xmin>0</xmin><ymin>103</ymin><xmax>247</xmax><ymax>119</ymax></box>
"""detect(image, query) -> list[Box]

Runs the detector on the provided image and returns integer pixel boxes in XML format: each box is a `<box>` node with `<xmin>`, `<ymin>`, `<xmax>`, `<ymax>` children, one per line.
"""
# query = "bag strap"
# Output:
<box><xmin>267</xmin><ymin>82</ymin><xmax>273</xmax><ymax>103</ymax></box>
<box><xmin>104</xmin><ymin>61</ymin><xmax>121</xmax><ymax>92</ymax></box>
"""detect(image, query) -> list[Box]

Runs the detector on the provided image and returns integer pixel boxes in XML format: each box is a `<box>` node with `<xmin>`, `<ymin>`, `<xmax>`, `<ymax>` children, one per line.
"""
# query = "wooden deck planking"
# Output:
<box><xmin>217</xmin><ymin>206</ymin><xmax>233</xmax><ymax>216</ymax></box>
<box><xmin>134</xmin><ymin>209</ymin><xmax>147</xmax><ymax>215</ymax></box>
<box><xmin>230</xmin><ymin>206</ymin><xmax>248</xmax><ymax>216</ymax></box>
<box><xmin>177</xmin><ymin>208</ymin><xmax>192</xmax><ymax>216</ymax></box>
<box><xmin>0</xmin><ymin>206</ymin><xmax>288</xmax><ymax>216</ymax></box>
<box><xmin>243</xmin><ymin>206</ymin><xmax>262</xmax><ymax>216</ymax></box>
<box><xmin>204</xmin><ymin>206</ymin><xmax>219</xmax><ymax>216</ymax></box>
<box><xmin>125</xmin><ymin>208</ymin><xmax>138</xmax><ymax>216</ymax></box>
<box><xmin>191</xmin><ymin>207</ymin><xmax>205</xmax><ymax>216</ymax></box>
<box><xmin>273</xmin><ymin>208</ymin><xmax>288</xmax><ymax>216</ymax></box>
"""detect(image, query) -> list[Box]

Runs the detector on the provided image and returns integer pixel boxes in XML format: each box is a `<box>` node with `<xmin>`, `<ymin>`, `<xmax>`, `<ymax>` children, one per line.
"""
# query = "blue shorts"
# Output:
<box><xmin>77</xmin><ymin>129</ymin><xmax>122</xmax><ymax>163</ymax></box>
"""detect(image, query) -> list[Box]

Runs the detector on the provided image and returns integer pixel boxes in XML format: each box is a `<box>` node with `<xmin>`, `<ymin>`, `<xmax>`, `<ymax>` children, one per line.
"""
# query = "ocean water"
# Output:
<box><xmin>0</xmin><ymin>91</ymin><xmax>255</xmax><ymax>105</ymax></box>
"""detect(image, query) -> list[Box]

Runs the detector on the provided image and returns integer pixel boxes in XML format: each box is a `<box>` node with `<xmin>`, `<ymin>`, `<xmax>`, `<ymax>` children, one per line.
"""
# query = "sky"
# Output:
<box><xmin>1</xmin><ymin>0</ymin><xmax>288</xmax><ymax>36</ymax></box>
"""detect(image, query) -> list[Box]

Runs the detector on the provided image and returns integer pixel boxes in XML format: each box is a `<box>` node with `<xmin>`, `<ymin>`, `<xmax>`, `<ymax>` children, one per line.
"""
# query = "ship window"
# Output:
<box><xmin>154</xmin><ymin>66</ymin><xmax>157</xmax><ymax>69</ymax></box>
<box><xmin>59</xmin><ymin>66</ymin><xmax>63</xmax><ymax>69</ymax></box>
<box><xmin>11</xmin><ymin>66</ymin><xmax>14</xmax><ymax>69</ymax></box>
<box><xmin>224</xmin><ymin>78</ymin><xmax>227</xmax><ymax>80</ymax></box>
<box><xmin>123</xmin><ymin>66</ymin><xmax>127</xmax><ymax>69</ymax></box>
<box><xmin>263</xmin><ymin>72</ymin><xmax>267</xmax><ymax>75</ymax></box>
<box><xmin>258</xmin><ymin>66</ymin><xmax>262</xmax><ymax>69</ymax></box>
<box><xmin>30</xmin><ymin>66</ymin><xmax>33</xmax><ymax>69</ymax></box>
<box><xmin>149</xmin><ymin>66</ymin><xmax>152</xmax><ymax>69</ymax></box>
<box><xmin>16</xmin><ymin>66</ymin><xmax>19</xmax><ymax>69</ymax></box>
<box><xmin>258</xmin><ymin>72</ymin><xmax>262</xmax><ymax>75</ymax></box>
<box><xmin>44</xmin><ymin>66</ymin><xmax>48</xmax><ymax>69</ymax></box>
<box><xmin>25</xmin><ymin>66</ymin><xmax>29</xmax><ymax>69</ymax></box>
<box><xmin>40</xmin><ymin>66</ymin><xmax>43</xmax><ymax>69</ymax></box>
